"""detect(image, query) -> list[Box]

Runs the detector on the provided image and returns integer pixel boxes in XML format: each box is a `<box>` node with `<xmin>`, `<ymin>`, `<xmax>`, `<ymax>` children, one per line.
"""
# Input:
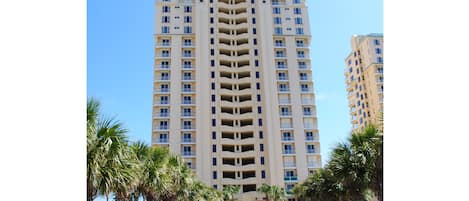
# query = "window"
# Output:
<box><xmin>210</xmin><ymin>38</ymin><xmax>214</xmax><ymax>44</ymax></box>
<box><xmin>212</xmin><ymin>157</ymin><xmax>217</xmax><ymax>165</ymax></box>
<box><xmin>252</xmin><ymin>8</ymin><xmax>255</xmax><ymax>14</ymax></box>
<box><xmin>256</xmin><ymin>83</ymin><xmax>261</xmax><ymax>90</ymax></box>
<box><xmin>211</xmin><ymin>60</ymin><xmax>215</xmax><ymax>66</ymax></box>
<box><xmin>210</xmin><ymin>27</ymin><xmax>214</xmax><ymax>34</ymax></box>
<box><xmin>211</xmin><ymin>71</ymin><xmax>215</xmax><ymax>78</ymax></box>
<box><xmin>256</xmin><ymin>72</ymin><xmax>260</xmax><ymax>78</ymax></box>
<box><xmin>259</xmin><ymin>131</ymin><xmax>263</xmax><ymax>139</ymax></box>
<box><xmin>374</xmin><ymin>39</ymin><xmax>380</xmax><ymax>45</ymax></box>
<box><xmin>274</xmin><ymin>17</ymin><xmax>282</xmax><ymax>24</ymax></box>
<box><xmin>257</xmin><ymin>106</ymin><xmax>262</xmax><ymax>113</ymax></box>
<box><xmin>212</xmin><ymin>131</ymin><xmax>216</xmax><ymax>139</ymax></box>
<box><xmin>273</xmin><ymin>7</ymin><xmax>281</xmax><ymax>14</ymax></box>
<box><xmin>183</xmin><ymin>60</ymin><xmax>192</xmax><ymax>68</ymax></box>
<box><xmin>184</xmin><ymin>26</ymin><xmax>192</xmax><ymax>34</ymax></box>
<box><xmin>162</xmin><ymin>26</ymin><xmax>170</xmax><ymax>33</ymax></box>
<box><xmin>162</xmin><ymin>16</ymin><xmax>170</xmax><ymax>23</ymax></box>
<box><xmin>258</xmin><ymin>119</ymin><xmax>263</xmax><ymax>126</ymax></box>
<box><xmin>255</xmin><ymin>60</ymin><xmax>259</xmax><ymax>66</ymax></box>
<box><xmin>378</xmin><ymin>57</ymin><xmax>383</xmax><ymax>63</ymax></box>
<box><xmin>301</xmin><ymin>84</ymin><xmax>309</xmax><ymax>92</ymax></box>
<box><xmin>254</xmin><ymin>49</ymin><xmax>258</xmax><ymax>56</ymax></box>
<box><xmin>162</xmin><ymin>6</ymin><xmax>170</xmax><ymax>13</ymax></box>
<box><xmin>305</xmin><ymin>132</ymin><xmax>315</xmax><ymax>142</ymax></box>
<box><xmin>295</xmin><ymin>17</ymin><xmax>302</xmax><ymax>24</ymax></box>
<box><xmin>159</xmin><ymin>133</ymin><xmax>168</xmax><ymax>142</ymax></box>
<box><xmin>213</xmin><ymin>171</ymin><xmax>217</xmax><ymax>179</ymax></box>
<box><xmin>212</xmin><ymin>95</ymin><xmax>215</xmax><ymax>102</ymax></box>
<box><xmin>297</xmin><ymin>51</ymin><xmax>305</xmax><ymax>58</ymax></box>
<box><xmin>279</xmin><ymin>83</ymin><xmax>288</xmax><ymax>92</ymax></box>
<box><xmin>282</xmin><ymin>132</ymin><xmax>292</xmax><ymax>141</ymax></box>
<box><xmin>294</xmin><ymin>8</ymin><xmax>301</xmax><ymax>14</ymax></box>
<box><xmin>303</xmin><ymin>107</ymin><xmax>312</xmax><ymax>115</ymax></box>
<box><xmin>296</xmin><ymin>28</ymin><xmax>304</xmax><ymax>35</ymax></box>
<box><xmin>260</xmin><ymin>157</ymin><xmax>265</xmax><ymax>165</ymax></box>
<box><xmin>261</xmin><ymin>170</ymin><xmax>266</xmax><ymax>178</ymax></box>
<box><xmin>252</xmin><ymin>18</ymin><xmax>256</xmax><ymax>24</ymax></box>
<box><xmin>212</xmin><ymin>144</ymin><xmax>217</xmax><ymax>152</ymax></box>
<box><xmin>210</xmin><ymin>17</ymin><xmax>214</xmax><ymax>23</ymax></box>
<box><xmin>184</xmin><ymin>6</ymin><xmax>192</xmax><ymax>13</ymax></box>
<box><xmin>253</xmin><ymin>28</ymin><xmax>256</xmax><ymax>34</ymax></box>
<box><xmin>184</xmin><ymin>16</ymin><xmax>192</xmax><ymax>23</ymax></box>
<box><xmin>160</xmin><ymin>96</ymin><xmax>169</xmax><ymax>104</ymax></box>
<box><xmin>253</xmin><ymin>38</ymin><xmax>257</xmax><ymax>45</ymax></box>
<box><xmin>260</xmin><ymin>144</ymin><xmax>264</xmax><ymax>151</ymax></box>
<box><xmin>274</xmin><ymin>27</ymin><xmax>282</xmax><ymax>35</ymax></box>
<box><xmin>257</xmin><ymin>94</ymin><xmax>261</xmax><ymax>101</ymax></box>
<box><xmin>293</xmin><ymin>0</ymin><xmax>301</xmax><ymax>4</ymax></box>
<box><xmin>376</xmin><ymin>48</ymin><xmax>381</xmax><ymax>54</ymax></box>
<box><xmin>283</xmin><ymin>144</ymin><xmax>294</xmax><ymax>154</ymax></box>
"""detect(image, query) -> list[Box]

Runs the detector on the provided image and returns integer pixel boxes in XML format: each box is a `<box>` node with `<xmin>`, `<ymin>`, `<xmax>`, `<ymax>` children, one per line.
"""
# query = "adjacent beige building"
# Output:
<box><xmin>345</xmin><ymin>34</ymin><xmax>383</xmax><ymax>132</ymax></box>
<box><xmin>152</xmin><ymin>0</ymin><xmax>321</xmax><ymax>200</ymax></box>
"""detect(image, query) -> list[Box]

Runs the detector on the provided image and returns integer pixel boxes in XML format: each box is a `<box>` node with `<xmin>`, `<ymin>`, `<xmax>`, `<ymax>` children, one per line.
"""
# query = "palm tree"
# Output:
<box><xmin>222</xmin><ymin>185</ymin><xmax>241</xmax><ymax>201</ymax></box>
<box><xmin>87</xmin><ymin>98</ymin><xmax>135</xmax><ymax>201</ymax></box>
<box><xmin>257</xmin><ymin>184</ymin><xmax>286</xmax><ymax>201</ymax></box>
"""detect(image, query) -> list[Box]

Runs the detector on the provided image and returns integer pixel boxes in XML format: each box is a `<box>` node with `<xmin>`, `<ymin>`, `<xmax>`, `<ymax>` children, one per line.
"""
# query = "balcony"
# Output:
<box><xmin>182</xmin><ymin>43</ymin><xmax>194</xmax><ymax>47</ymax></box>
<box><xmin>154</xmin><ymin>88</ymin><xmax>170</xmax><ymax>94</ymax></box>
<box><xmin>303</xmin><ymin>112</ymin><xmax>313</xmax><ymax>116</ymax></box>
<box><xmin>182</xmin><ymin>100</ymin><xmax>195</xmax><ymax>105</ymax></box>
<box><xmin>276</xmin><ymin>64</ymin><xmax>287</xmax><ymax>69</ymax></box>
<box><xmin>182</xmin><ymin>88</ymin><xmax>195</xmax><ymax>93</ymax></box>
<box><xmin>305</xmin><ymin>136</ymin><xmax>315</xmax><ymax>141</ymax></box>
<box><xmin>284</xmin><ymin>176</ymin><xmax>298</xmax><ymax>182</ymax></box>
<box><xmin>153</xmin><ymin>138</ymin><xmax>169</xmax><ymax>143</ymax></box>
<box><xmin>182</xmin><ymin>138</ymin><xmax>195</xmax><ymax>143</ymax></box>
<box><xmin>182</xmin><ymin>151</ymin><xmax>196</xmax><ymax>157</ymax></box>
<box><xmin>298</xmin><ymin>64</ymin><xmax>308</xmax><ymax>69</ymax></box>
<box><xmin>283</xmin><ymin>150</ymin><xmax>295</xmax><ymax>155</ymax></box>
<box><xmin>154</xmin><ymin>101</ymin><xmax>169</xmax><ymax>105</ymax></box>
<box><xmin>279</xmin><ymin>100</ymin><xmax>291</xmax><ymax>105</ymax></box>
<box><xmin>181</xmin><ymin>112</ymin><xmax>195</xmax><ymax>117</ymax></box>
<box><xmin>307</xmin><ymin>149</ymin><xmax>317</xmax><ymax>154</ymax></box>
<box><xmin>182</xmin><ymin>76</ymin><xmax>194</xmax><ymax>81</ymax></box>
<box><xmin>153</xmin><ymin>113</ymin><xmax>170</xmax><ymax>118</ymax></box>
<box><xmin>156</xmin><ymin>53</ymin><xmax>170</xmax><ymax>58</ymax></box>
<box><xmin>300</xmin><ymin>76</ymin><xmax>308</xmax><ymax>81</ymax></box>
<box><xmin>155</xmin><ymin>65</ymin><xmax>170</xmax><ymax>70</ymax></box>
<box><xmin>308</xmin><ymin>163</ymin><xmax>321</xmax><ymax>169</ymax></box>
<box><xmin>155</xmin><ymin>42</ymin><xmax>171</xmax><ymax>47</ymax></box>
<box><xmin>182</xmin><ymin>53</ymin><xmax>194</xmax><ymax>58</ymax></box>
<box><xmin>281</xmin><ymin>137</ymin><xmax>294</xmax><ymax>142</ymax></box>
<box><xmin>155</xmin><ymin>126</ymin><xmax>169</xmax><ymax>130</ymax></box>
<box><xmin>301</xmin><ymin>88</ymin><xmax>312</xmax><ymax>93</ymax></box>
<box><xmin>280</xmin><ymin>112</ymin><xmax>292</xmax><ymax>117</ymax></box>
<box><xmin>156</xmin><ymin>76</ymin><xmax>170</xmax><ymax>81</ymax></box>
<box><xmin>278</xmin><ymin>88</ymin><xmax>290</xmax><ymax>93</ymax></box>
<box><xmin>283</xmin><ymin>163</ymin><xmax>296</xmax><ymax>168</ymax></box>
<box><xmin>183</xmin><ymin>65</ymin><xmax>194</xmax><ymax>69</ymax></box>
<box><xmin>182</xmin><ymin>125</ymin><xmax>195</xmax><ymax>130</ymax></box>
<box><xmin>277</xmin><ymin>76</ymin><xmax>288</xmax><ymax>81</ymax></box>
<box><xmin>274</xmin><ymin>43</ymin><xmax>285</xmax><ymax>47</ymax></box>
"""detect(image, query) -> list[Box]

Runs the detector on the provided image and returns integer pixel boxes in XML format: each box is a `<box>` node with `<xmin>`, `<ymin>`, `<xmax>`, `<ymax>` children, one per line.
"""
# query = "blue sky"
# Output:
<box><xmin>88</xmin><ymin>0</ymin><xmax>382</xmax><ymax>199</ymax></box>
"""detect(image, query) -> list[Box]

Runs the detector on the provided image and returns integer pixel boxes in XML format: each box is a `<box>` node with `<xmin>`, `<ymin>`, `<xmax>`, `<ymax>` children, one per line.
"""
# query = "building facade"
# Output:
<box><xmin>345</xmin><ymin>34</ymin><xmax>384</xmax><ymax>132</ymax></box>
<box><xmin>152</xmin><ymin>0</ymin><xmax>321</xmax><ymax>200</ymax></box>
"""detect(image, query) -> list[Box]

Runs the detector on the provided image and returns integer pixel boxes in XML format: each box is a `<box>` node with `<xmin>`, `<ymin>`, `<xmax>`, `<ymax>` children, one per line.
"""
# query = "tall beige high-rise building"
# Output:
<box><xmin>152</xmin><ymin>0</ymin><xmax>321</xmax><ymax>200</ymax></box>
<box><xmin>345</xmin><ymin>34</ymin><xmax>383</xmax><ymax>132</ymax></box>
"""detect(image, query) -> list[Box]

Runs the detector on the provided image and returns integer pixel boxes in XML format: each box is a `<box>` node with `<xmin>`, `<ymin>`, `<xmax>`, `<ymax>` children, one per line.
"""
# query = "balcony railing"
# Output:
<box><xmin>157</xmin><ymin>126</ymin><xmax>169</xmax><ymax>130</ymax></box>
<box><xmin>182</xmin><ymin>112</ymin><xmax>194</xmax><ymax>117</ymax></box>
<box><xmin>156</xmin><ymin>89</ymin><xmax>170</xmax><ymax>93</ymax></box>
<box><xmin>182</xmin><ymin>151</ymin><xmax>195</xmax><ymax>156</ymax></box>
<box><xmin>182</xmin><ymin>125</ymin><xmax>194</xmax><ymax>130</ymax></box>
<box><xmin>182</xmin><ymin>138</ymin><xmax>195</xmax><ymax>143</ymax></box>
<box><xmin>283</xmin><ymin>150</ymin><xmax>295</xmax><ymax>154</ymax></box>
<box><xmin>280</xmin><ymin>112</ymin><xmax>292</xmax><ymax>116</ymax></box>
<box><xmin>183</xmin><ymin>65</ymin><xmax>193</xmax><ymax>69</ymax></box>
<box><xmin>277</xmin><ymin>65</ymin><xmax>287</xmax><ymax>69</ymax></box>
<box><xmin>279</xmin><ymin>88</ymin><xmax>290</xmax><ymax>92</ymax></box>
<box><xmin>155</xmin><ymin>65</ymin><xmax>170</xmax><ymax>69</ymax></box>
<box><xmin>156</xmin><ymin>42</ymin><xmax>171</xmax><ymax>47</ymax></box>
<box><xmin>183</xmin><ymin>53</ymin><xmax>194</xmax><ymax>57</ymax></box>
<box><xmin>284</xmin><ymin>176</ymin><xmax>298</xmax><ymax>181</ymax></box>
<box><xmin>284</xmin><ymin>163</ymin><xmax>296</xmax><ymax>168</ymax></box>
<box><xmin>298</xmin><ymin>64</ymin><xmax>308</xmax><ymax>69</ymax></box>
<box><xmin>305</xmin><ymin>136</ymin><xmax>315</xmax><ymax>141</ymax></box>
<box><xmin>277</xmin><ymin>76</ymin><xmax>288</xmax><ymax>81</ymax></box>
<box><xmin>279</xmin><ymin>100</ymin><xmax>291</xmax><ymax>104</ymax></box>
<box><xmin>154</xmin><ymin>113</ymin><xmax>169</xmax><ymax>117</ymax></box>
<box><xmin>183</xmin><ymin>43</ymin><xmax>193</xmax><ymax>47</ymax></box>
<box><xmin>182</xmin><ymin>100</ymin><xmax>194</xmax><ymax>104</ymax></box>
<box><xmin>303</xmin><ymin>112</ymin><xmax>313</xmax><ymax>116</ymax></box>
<box><xmin>182</xmin><ymin>88</ymin><xmax>195</xmax><ymax>93</ymax></box>
<box><xmin>307</xmin><ymin>149</ymin><xmax>316</xmax><ymax>154</ymax></box>
<box><xmin>282</xmin><ymin>137</ymin><xmax>294</xmax><ymax>141</ymax></box>
<box><xmin>300</xmin><ymin>76</ymin><xmax>308</xmax><ymax>80</ymax></box>
<box><xmin>183</xmin><ymin>76</ymin><xmax>194</xmax><ymax>80</ymax></box>
<box><xmin>158</xmin><ymin>53</ymin><xmax>170</xmax><ymax>57</ymax></box>
<box><xmin>158</xmin><ymin>76</ymin><xmax>170</xmax><ymax>80</ymax></box>
<box><xmin>155</xmin><ymin>138</ymin><xmax>169</xmax><ymax>143</ymax></box>
<box><xmin>274</xmin><ymin>43</ymin><xmax>285</xmax><ymax>47</ymax></box>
